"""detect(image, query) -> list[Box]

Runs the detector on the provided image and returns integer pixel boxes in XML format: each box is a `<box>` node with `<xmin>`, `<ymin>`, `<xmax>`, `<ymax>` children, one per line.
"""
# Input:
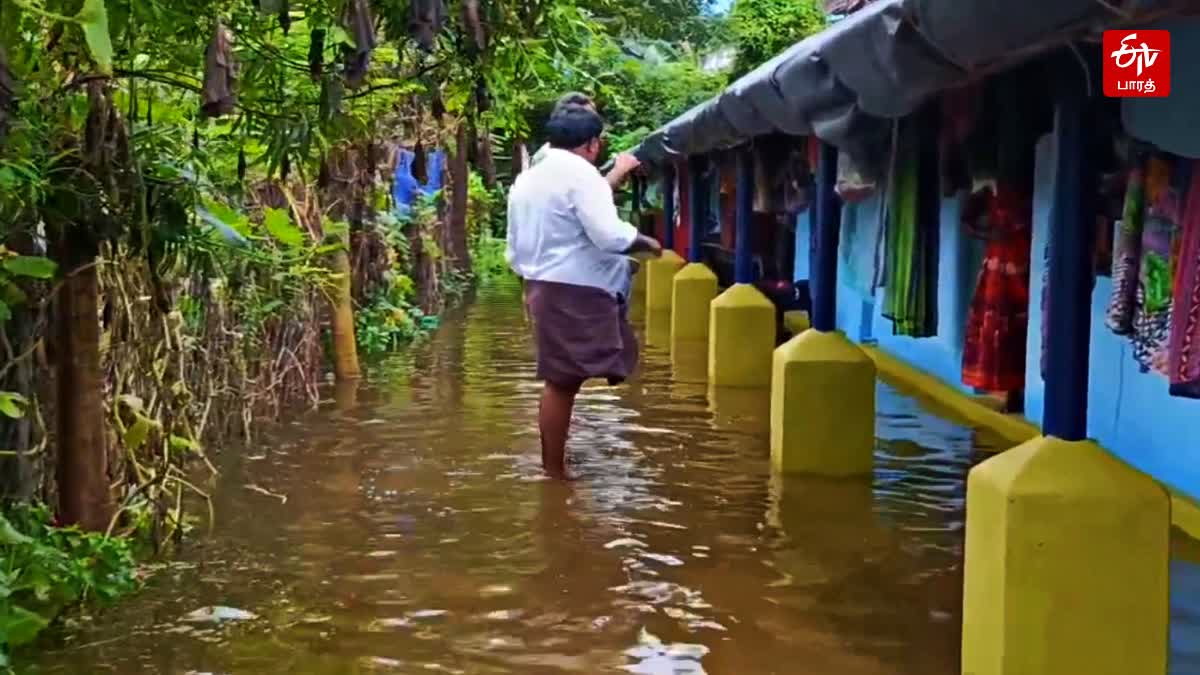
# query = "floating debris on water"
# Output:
<box><xmin>605</xmin><ymin>538</ymin><xmax>647</xmax><ymax>550</ymax></box>
<box><xmin>180</xmin><ymin>606</ymin><xmax>258</xmax><ymax>624</ymax></box>
<box><xmin>622</xmin><ymin>628</ymin><xmax>709</xmax><ymax>674</ymax></box>
<box><xmin>244</xmin><ymin>484</ymin><xmax>288</xmax><ymax>503</ymax></box>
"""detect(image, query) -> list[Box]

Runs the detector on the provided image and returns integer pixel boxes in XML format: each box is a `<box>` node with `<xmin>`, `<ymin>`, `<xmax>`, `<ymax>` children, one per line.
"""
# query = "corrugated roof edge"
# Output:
<box><xmin>631</xmin><ymin>0</ymin><xmax>1184</xmax><ymax>172</ymax></box>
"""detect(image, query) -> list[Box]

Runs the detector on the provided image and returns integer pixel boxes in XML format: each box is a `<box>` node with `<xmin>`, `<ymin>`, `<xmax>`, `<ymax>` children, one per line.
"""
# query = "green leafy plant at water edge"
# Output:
<box><xmin>467</xmin><ymin>172</ymin><xmax>510</xmax><ymax>286</ymax></box>
<box><xmin>0</xmin><ymin>504</ymin><xmax>137</xmax><ymax>668</ymax></box>
<box><xmin>355</xmin><ymin>272</ymin><xmax>438</xmax><ymax>356</ymax></box>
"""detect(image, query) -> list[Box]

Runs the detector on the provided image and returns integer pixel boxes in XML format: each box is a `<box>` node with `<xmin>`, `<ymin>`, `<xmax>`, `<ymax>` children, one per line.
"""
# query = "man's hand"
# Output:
<box><xmin>614</xmin><ymin>152</ymin><xmax>641</xmax><ymax>177</ymax></box>
<box><xmin>626</xmin><ymin>234</ymin><xmax>663</xmax><ymax>258</ymax></box>
<box><xmin>606</xmin><ymin>152</ymin><xmax>642</xmax><ymax>189</ymax></box>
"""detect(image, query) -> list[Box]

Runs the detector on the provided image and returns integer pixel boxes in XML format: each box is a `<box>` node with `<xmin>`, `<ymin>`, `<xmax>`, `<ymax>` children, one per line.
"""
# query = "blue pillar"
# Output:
<box><xmin>812</xmin><ymin>142</ymin><xmax>841</xmax><ymax>333</ymax></box>
<box><xmin>661</xmin><ymin>164</ymin><xmax>676</xmax><ymax>251</ymax></box>
<box><xmin>735</xmin><ymin>147</ymin><xmax>755</xmax><ymax>284</ymax></box>
<box><xmin>1043</xmin><ymin>67</ymin><xmax>1095</xmax><ymax>441</ymax></box>
<box><xmin>688</xmin><ymin>155</ymin><xmax>707</xmax><ymax>263</ymax></box>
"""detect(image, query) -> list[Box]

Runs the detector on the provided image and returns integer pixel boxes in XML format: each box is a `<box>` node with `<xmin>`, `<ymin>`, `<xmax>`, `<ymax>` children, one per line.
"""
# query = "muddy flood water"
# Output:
<box><xmin>27</xmin><ymin>281</ymin><xmax>1200</xmax><ymax>674</ymax></box>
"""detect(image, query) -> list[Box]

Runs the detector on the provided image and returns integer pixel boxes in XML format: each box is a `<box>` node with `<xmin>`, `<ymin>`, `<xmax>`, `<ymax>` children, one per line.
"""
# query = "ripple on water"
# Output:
<box><xmin>28</xmin><ymin>283</ymin><xmax>1200</xmax><ymax>675</ymax></box>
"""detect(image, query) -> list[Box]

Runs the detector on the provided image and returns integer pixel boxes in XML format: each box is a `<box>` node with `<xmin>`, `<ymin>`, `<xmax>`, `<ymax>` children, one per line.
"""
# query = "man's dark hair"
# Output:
<box><xmin>552</xmin><ymin>92</ymin><xmax>594</xmax><ymax>114</ymax></box>
<box><xmin>546</xmin><ymin>104</ymin><xmax>604</xmax><ymax>150</ymax></box>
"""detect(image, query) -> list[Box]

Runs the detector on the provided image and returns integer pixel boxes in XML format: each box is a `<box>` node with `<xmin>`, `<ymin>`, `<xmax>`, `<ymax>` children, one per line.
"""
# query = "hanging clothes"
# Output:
<box><xmin>719</xmin><ymin>159</ymin><xmax>737</xmax><ymax>251</ymax></box>
<box><xmin>421</xmin><ymin>149</ymin><xmax>445</xmax><ymax>196</ymax></box>
<box><xmin>1105</xmin><ymin>157</ymin><xmax>1148</xmax><ymax>334</ymax></box>
<box><xmin>1131</xmin><ymin>155</ymin><xmax>1189</xmax><ymax>376</ymax></box>
<box><xmin>783</xmin><ymin>143</ymin><xmax>812</xmax><ymax>213</ymax></box>
<box><xmin>840</xmin><ymin>196</ymin><xmax>883</xmax><ymax>297</ymax></box>
<box><xmin>1168</xmin><ymin>161</ymin><xmax>1200</xmax><ymax>397</ymax></box>
<box><xmin>961</xmin><ymin>185</ymin><xmax>1033</xmax><ymax>392</ymax></box>
<box><xmin>881</xmin><ymin>114</ymin><xmax>939</xmax><ymax>338</ymax></box>
<box><xmin>835</xmin><ymin>152</ymin><xmax>876</xmax><ymax>203</ymax></box>
<box><xmin>675</xmin><ymin>160</ymin><xmax>691</xmax><ymax>258</ymax></box>
<box><xmin>392</xmin><ymin>149</ymin><xmax>420</xmax><ymax>214</ymax></box>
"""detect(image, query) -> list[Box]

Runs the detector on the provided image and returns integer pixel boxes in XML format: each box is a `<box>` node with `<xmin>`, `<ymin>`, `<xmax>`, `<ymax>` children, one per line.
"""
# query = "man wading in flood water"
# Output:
<box><xmin>506</xmin><ymin>103</ymin><xmax>663</xmax><ymax>480</ymax></box>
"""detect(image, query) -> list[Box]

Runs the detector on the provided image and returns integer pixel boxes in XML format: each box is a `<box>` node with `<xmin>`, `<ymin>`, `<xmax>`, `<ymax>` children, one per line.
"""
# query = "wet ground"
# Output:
<box><xmin>27</xmin><ymin>280</ymin><xmax>1200</xmax><ymax>674</ymax></box>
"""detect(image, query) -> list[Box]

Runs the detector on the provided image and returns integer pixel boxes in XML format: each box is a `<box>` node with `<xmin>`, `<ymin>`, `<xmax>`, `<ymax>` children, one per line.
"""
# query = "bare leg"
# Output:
<box><xmin>539</xmin><ymin>379</ymin><xmax>582</xmax><ymax>480</ymax></box>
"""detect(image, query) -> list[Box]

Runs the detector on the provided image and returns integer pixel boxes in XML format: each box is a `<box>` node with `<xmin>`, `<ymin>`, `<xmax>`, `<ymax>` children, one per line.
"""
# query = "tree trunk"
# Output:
<box><xmin>447</xmin><ymin>121</ymin><xmax>472</xmax><ymax>273</ymax></box>
<box><xmin>329</xmin><ymin>242</ymin><xmax>361</xmax><ymax>381</ymax></box>
<box><xmin>477</xmin><ymin>127</ymin><xmax>497</xmax><ymax>190</ymax></box>
<box><xmin>54</xmin><ymin>250</ymin><xmax>113</xmax><ymax>531</ymax></box>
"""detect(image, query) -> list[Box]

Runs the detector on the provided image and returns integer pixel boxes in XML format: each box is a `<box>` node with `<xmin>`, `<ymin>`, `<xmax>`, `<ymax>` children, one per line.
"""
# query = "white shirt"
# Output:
<box><xmin>506</xmin><ymin>148</ymin><xmax>638</xmax><ymax>298</ymax></box>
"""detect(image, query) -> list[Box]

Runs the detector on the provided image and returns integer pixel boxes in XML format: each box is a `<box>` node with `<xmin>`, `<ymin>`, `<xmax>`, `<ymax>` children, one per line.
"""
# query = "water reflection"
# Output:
<box><xmin>25</xmin><ymin>281</ymin><xmax>1200</xmax><ymax>674</ymax></box>
<box><xmin>670</xmin><ymin>341</ymin><xmax>708</xmax><ymax>385</ymax></box>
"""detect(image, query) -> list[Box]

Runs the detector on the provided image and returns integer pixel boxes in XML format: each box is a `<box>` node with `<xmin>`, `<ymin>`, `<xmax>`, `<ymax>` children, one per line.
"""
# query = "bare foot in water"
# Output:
<box><xmin>544</xmin><ymin>467</ymin><xmax>580</xmax><ymax>482</ymax></box>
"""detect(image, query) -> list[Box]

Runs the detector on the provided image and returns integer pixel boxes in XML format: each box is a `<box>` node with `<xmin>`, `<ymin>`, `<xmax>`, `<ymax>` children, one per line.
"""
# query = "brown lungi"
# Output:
<box><xmin>524</xmin><ymin>279</ymin><xmax>638</xmax><ymax>387</ymax></box>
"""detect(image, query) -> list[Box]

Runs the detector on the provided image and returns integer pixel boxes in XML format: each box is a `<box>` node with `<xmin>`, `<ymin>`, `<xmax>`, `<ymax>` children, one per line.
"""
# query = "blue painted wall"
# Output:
<box><xmin>814</xmin><ymin>129</ymin><xmax>1200</xmax><ymax>500</ymax></box>
<box><xmin>826</xmin><ymin>190</ymin><xmax>984</xmax><ymax>393</ymax></box>
<box><xmin>1023</xmin><ymin>135</ymin><xmax>1200</xmax><ymax>500</ymax></box>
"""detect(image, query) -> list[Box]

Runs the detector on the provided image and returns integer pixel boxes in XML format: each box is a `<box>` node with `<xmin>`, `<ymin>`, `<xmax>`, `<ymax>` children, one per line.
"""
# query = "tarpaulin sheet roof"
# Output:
<box><xmin>633</xmin><ymin>0</ymin><xmax>1181</xmax><ymax>169</ymax></box>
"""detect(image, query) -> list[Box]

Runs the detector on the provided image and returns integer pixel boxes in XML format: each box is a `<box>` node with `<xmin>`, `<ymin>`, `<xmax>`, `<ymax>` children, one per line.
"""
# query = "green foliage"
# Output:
<box><xmin>0</xmin><ymin>248</ymin><xmax>56</xmax><ymax>324</ymax></box>
<box><xmin>598</xmin><ymin>47</ymin><xmax>728</xmax><ymax>153</ymax></box>
<box><xmin>465</xmin><ymin>171</ymin><xmax>510</xmax><ymax>286</ymax></box>
<box><xmin>355</xmin><ymin>273</ymin><xmax>437</xmax><ymax>356</ymax></box>
<box><xmin>0</xmin><ymin>505</ymin><xmax>138</xmax><ymax>667</ymax></box>
<box><xmin>0</xmin><ymin>392</ymin><xmax>27</xmax><ymax>419</ymax></box>
<box><xmin>729</xmin><ymin>0</ymin><xmax>826</xmax><ymax>76</ymax></box>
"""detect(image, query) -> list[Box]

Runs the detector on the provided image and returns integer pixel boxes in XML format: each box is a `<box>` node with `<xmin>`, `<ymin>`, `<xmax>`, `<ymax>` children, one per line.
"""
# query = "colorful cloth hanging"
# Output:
<box><xmin>1167</xmin><ymin>160</ymin><xmax>1200</xmax><ymax>397</ymax></box>
<box><xmin>1105</xmin><ymin>158</ymin><xmax>1148</xmax><ymax>334</ymax></box>
<box><xmin>881</xmin><ymin>114</ymin><xmax>939</xmax><ymax>338</ymax></box>
<box><xmin>961</xmin><ymin>185</ymin><xmax>1032</xmax><ymax>392</ymax></box>
<box><xmin>1131</xmin><ymin>155</ymin><xmax>1188</xmax><ymax>376</ymax></box>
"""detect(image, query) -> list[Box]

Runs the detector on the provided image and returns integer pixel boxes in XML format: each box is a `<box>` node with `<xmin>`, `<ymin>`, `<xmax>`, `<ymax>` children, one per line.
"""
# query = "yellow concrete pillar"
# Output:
<box><xmin>770</xmin><ymin>329</ymin><xmax>875</xmax><ymax>476</ymax></box>
<box><xmin>628</xmin><ymin>259</ymin><xmax>649</xmax><ymax>323</ymax></box>
<box><xmin>961</xmin><ymin>436</ymin><xmax>1169</xmax><ymax>675</ymax></box>
<box><xmin>670</xmin><ymin>262</ymin><xmax>718</xmax><ymax>351</ymax></box>
<box><xmin>644</xmin><ymin>307</ymin><xmax>671</xmax><ymax>349</ymax></box>
<box><xmin>644</xmin><ymin>250</ymin><xmax>685</xmax><ymax>348</ymax></box>
<box><xmin>645</xmin><ymin>250</ymin><xmax>686</xmax><ymax>316</ymax></box>
<box><xmin>782</xmin><ymin>310</ymin><xmax>811</xmax><ymax>337</ymax></box>
<box><xmin>709</xmin><ymin>283</ymin><xmax>776</xmax><ymax>388</ymax></box>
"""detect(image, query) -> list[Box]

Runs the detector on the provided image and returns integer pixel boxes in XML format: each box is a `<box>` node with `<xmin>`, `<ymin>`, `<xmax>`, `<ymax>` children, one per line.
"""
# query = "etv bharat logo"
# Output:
<box><xmin>1104</xmin><ymin>30</ymin><xmax>1171</xmax><ymax>98</ymax></box>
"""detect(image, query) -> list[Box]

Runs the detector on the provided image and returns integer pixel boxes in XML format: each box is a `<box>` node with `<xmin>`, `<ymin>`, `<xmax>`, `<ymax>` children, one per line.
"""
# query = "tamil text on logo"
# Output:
<box><xmin>1103</xmin><ymin>30</ymin><xmax>1171</xmax><ymax>98</ymax></box>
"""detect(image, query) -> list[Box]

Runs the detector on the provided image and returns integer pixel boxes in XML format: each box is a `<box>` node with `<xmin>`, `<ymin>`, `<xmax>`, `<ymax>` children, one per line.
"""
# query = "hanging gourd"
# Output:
<box><xmin>341</xmin><ymin>0</ymin><xmax>376</xmax><ymax>89</ymax></box>
<box><xmin>413</xmin><ymin>139</ymin><xmax>428</xmax><ymax>185</ymax></box>
<box><xmin>409</xmin><ymin>0</ymin><xmax>446</xmax><ymax>52</ymax></box>
<box><xmin>278</xmin><ymin>1</ymin><xmax>293</xmax><ymax>35</ymax></box>
<box><xmin>0</xmin><ymin>43</ymin><xmax>17</xmax><ymax>142</ymax></box>
<box><xmin>308</xmin><ymin>28</ymin><xmax>326</xmax><ymax>80</ymax></box>
<box><xmin>201</xmin><ymin>21</ymin><xmax>237</xmax><ymax>118</ymax></box>
<box><xmin>460</xmin><ymin>0</ymin><xmax>486</xmax><ymax>54</ymax></box>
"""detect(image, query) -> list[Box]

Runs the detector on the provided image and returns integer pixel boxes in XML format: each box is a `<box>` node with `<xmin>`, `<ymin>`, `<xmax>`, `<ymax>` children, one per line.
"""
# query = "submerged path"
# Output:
<box><xmin>29</xmin><ymin>281</ymin><xmax>1200</xmax><ymax>674</ymax></box>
